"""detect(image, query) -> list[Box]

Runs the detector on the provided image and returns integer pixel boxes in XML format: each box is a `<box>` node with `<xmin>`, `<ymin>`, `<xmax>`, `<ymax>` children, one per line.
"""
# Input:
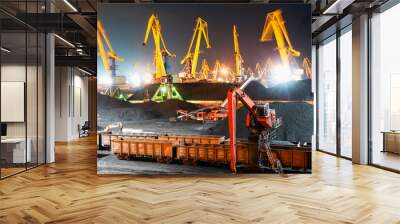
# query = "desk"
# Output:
<box><xmin>1</xmin><ymin>138</ymin><xmax>31</xmax><ymax>163</ymax></box>
<box><xmin>382</xmin><ymin>131</ymin><xmax>400</xmax><ymax>154</ymax></box>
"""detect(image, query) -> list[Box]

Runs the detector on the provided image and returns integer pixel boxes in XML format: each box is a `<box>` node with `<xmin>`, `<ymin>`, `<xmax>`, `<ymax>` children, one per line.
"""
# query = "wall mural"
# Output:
<box><xmin>97</xmin><ymin>3</ymin><xmax>313</xmax><ymax>175</ymax></box>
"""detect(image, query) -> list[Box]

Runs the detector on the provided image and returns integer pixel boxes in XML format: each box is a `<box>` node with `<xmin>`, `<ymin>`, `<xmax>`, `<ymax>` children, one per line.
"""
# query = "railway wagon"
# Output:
<box><xmin>112</xmin><ymin>139</ymin><xmax>174</xmax><ymax>161</ymax></box>
<box><xmin>158</xmin><ymin>135</ymin><xmax>225</xmax><ymax>145</ymax></box>
<box><xmin>268</xmin><ymin>144</ymin><xmax>312</xmax><ymax>171</ymax></box>
<box><xmin>100</xmin><ymin>132</ymin><xmax>159</xmax><ymax>149</ymax></box>
<box><xmin>176</xmin><ymin>143</ymin><xmax>258</xmax><ymax>167</ymax></box>
<box><xmin>100</xmin><ymin>132</ymin><xmax>224</xmax><ymax>149</ymax></box>
<box><xmin>112</xmin><ymin>140</ymin><xmax>311</xmax><ymax>172</ymax></box>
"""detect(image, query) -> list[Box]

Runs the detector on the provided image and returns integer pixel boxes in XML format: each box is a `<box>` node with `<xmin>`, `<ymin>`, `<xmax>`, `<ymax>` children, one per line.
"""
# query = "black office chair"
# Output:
<box><xmin>79</xmin><ymin>121</ymin><xmax>90</xmax><ymax>138</ymax></box>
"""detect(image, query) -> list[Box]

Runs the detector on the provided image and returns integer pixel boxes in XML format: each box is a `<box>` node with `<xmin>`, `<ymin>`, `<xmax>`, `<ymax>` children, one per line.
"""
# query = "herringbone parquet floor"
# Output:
<box><xmin>1</xmin><ymin>136</ymin><xmax>400</xmax><ymax>224</ymax></box>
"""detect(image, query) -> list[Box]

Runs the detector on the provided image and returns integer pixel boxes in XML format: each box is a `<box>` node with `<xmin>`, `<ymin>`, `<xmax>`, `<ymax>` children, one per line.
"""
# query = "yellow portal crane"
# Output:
<box><xmin>303</xmin><ymin>57</ymin><xmax>312</xmax><ymax>79</ymax></box>
<box><xmin>97</xmin><ymin>20</ymin><xmax>124</xmax><ymax>76</ymax></box>
<box><xmin>233</xmin><ymin>25</ymin><xmax>244</xmax><ymax>81</ymax></box>
<box><xmin>260</xmin><ymin>9</ymin><xmax>300</xmax><ymax>69</ymax></box>
<box><xmin>143</xmin><ymin>14</ymin><xmax>175</xmax><ymax>80</ymax></box>
<box><xmin>181</xmin><ymin>17</ymin><xmax>211</xmax><ymax>78</ymax></box>
<box><xmin>212</xmin><ymin>60</ymin><xmax>221</xmax><ymax>81</ymax></box>
<box><xmin>255</xmin><ymin>62</ymin><xmax>266</xmax><ymax>79</ymax></box>
<box><xmin>246</xmin><ymin>67</ymin><xmax>254</xmax><ymax>77</ymax></box>
<box><xmin>200</xmin><ymin>59</ymin><xmax>210</xmax><ymax>80</ymax></box>
<box><xmin>266</xmin><ymin>57</ymin><xmax>273</xmax><ymax>69</ymax></box>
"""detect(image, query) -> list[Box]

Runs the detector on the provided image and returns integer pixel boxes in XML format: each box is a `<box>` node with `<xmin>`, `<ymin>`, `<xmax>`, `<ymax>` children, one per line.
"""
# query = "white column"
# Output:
<box><xmin>46</xmin><ymin>33</ymin><xmax>55</xmax><ymax>163</ymax></box>
<box><xmin>312</xmin><ymin>45</ymin><xmax>317</xmax><ymax>151</ymax></box>
<box><xmin>352</xmin><ymin>14</ymin><xmax>369</xmax><ymax>164</ymax></box>
<box><xmin>45</xmin><ymin>1</ymin><xmax>55</xmax><ymax>163</ymax></box>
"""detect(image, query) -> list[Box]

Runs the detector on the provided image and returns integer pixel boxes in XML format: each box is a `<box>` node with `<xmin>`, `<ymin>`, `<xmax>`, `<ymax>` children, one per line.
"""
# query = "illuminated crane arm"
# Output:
<box><xmin>97</xmin><ymin>30</ymin><xmax>109</xmax><ymax>71</ymax></box>
<box><xmin>98</xmin><ymin>21</ymin><xmax>114</xmax><ymax>53</ymax></box>
<box><xmin>233</xmin><ymin>25</ymin><xmax>244</xmax><ymax>79</ymax></box>
<box><xmin>260</xmin><ymin>9</ymin><xmax>300</xmax><ymax>67</ymax></box>
<box><xmin>212</xmin><ymin>60</ymin><xmax>221</xmax><ymax>81</ymax></box>
<box><xmin>200</xmin><ymin>59</ymin><xmax>210</xmax><ymax>80</ymax></box>
<box><xmin>181</xmin><ymin>17</ymin><xmax>211</xmax><ymax>77</ymax></box>
<box><xmin>97</xmin><ymin>20</ymin><xmax>124</xmax><ymax>74</ymax></box>
<box><xmin>160</xmin><ymin>35</ymin><xmax>176</xmax><ymax>58</ymax></box>
<box><xmin>303</xmin><ymin>57</ymin><xmax>312</xmax><ymax>79</ymax></box>
<box><xmin>143</xmin><ymin>15</ymin><xmax>158</xmax><ymax>45</ymax></box>
<box><xmin>143</xmin><ymin>14</ymin><xmax>175</xmax><ymax>79</ymax></box>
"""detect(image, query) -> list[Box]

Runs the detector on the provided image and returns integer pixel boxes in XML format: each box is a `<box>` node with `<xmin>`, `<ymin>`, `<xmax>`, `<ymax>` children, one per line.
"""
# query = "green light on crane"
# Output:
<box><xmin>151</xmin><ymin>83</ymin><xmax>183</xmax><ymax>102</ymax></box>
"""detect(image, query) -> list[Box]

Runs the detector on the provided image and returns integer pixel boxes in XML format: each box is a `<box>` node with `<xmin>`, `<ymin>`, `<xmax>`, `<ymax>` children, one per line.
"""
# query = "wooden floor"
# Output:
<box><xmin>1</xmin><ymin>136</ymin><xmax>400</xmax><ymax>224</ymax></box>
<box><xmin>372</xmin><ymin>150</ymin><xmax>400</xmax><ymax>171</ymax></box>
<box><xmin>1</xmin><ymin>167</ymin><xmax>26</xmax><ymax>178</ymax></box>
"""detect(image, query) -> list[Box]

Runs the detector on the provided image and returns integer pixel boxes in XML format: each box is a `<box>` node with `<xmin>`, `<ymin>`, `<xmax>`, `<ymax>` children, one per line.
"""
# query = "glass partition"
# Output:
<box><xmin>317</xmin><ymin>36</ymin><xmax>337</xmax><ymax>154</ymax></box>
<box><xmin>0</xmin><ymin>1</ymin><xmax>46</xmax><ymax>179</ymax></box>
<box><xmin>27</xmin><ymin>31</ymin><xmax>38</xmax><ymax>169</ymax></box>
<box><xmin>38</xmin><ymin>32</ymin><xmax>45</xmax><ymax>165</ymax></box>
<box><xmin>1</xmin><ymin>30</ymin><xmax>28</xmax><ymax>177</ymax></box>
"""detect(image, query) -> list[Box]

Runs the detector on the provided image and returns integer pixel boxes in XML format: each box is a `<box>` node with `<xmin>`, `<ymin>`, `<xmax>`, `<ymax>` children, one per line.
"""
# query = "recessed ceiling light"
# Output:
<box><xmin>1</xmin><ymin>47</ymin><xmax>11</xmax><ymax>53</ymax></box>
<box><xmin>78</xmin><ymin>67</ymin><xmax>92</xmax><ymax>76</ymax></box>
<box><xmin>54</xmin><ymin>34</ymin><xmax>75</xmax><ymax>48</ymax></box>
<box><xmin>63</xmin><ymin>0</ymin><xmax>78</xmax><ymax>12</ymax></box>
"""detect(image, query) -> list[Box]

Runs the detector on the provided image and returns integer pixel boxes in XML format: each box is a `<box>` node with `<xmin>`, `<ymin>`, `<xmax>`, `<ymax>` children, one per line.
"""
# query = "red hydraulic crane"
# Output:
<box><xmin>227</xmin><ymin>88</ymin><xmax>282</xmax><ymax>173</ymax></box>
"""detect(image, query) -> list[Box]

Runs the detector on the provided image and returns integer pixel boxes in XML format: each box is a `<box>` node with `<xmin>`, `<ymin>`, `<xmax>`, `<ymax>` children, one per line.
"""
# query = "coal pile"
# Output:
<box><xmin>245</xmin><ymin>79</ymin><xmax>313</xmax><ymax>101</ymax></box>
<box><xmin>269</xmin><ymin>102</ymin><xmax>313</xmax><ymax>143</ymax></box>
<box><xmin>97</xmin><ymin>92</ymin><xmax>132</xmax><ymax>109</ymax></box>
<box><xmin>206</xmin><ymin>102</ymin><xmax>313</xmax><ymax>143</ymax></box>
<box><xmin>97</xmin><ymin>93</ymin><xmax>199</xmax><ymax>128</ymax></box>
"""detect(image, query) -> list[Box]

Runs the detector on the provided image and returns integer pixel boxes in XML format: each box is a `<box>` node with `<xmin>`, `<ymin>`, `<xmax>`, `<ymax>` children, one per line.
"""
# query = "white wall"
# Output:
<box><xmin>1</xmin><ymin>64</ymin><xmax>27</xmax><ymax>138</ymax></box>
<box><xmin>1</xmin><ymin>65</ymin><xmax>42</xmax><ymax>138</ymax></box>
<box><xmin>54</xmin><ymin>67</ymin><xmax>89</xmax><ymax>141</ymax></box>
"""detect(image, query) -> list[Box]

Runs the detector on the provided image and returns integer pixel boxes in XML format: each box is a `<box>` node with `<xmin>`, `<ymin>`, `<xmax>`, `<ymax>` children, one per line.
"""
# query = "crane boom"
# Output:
<box><xmin>143</xmin><ymin>14</ymin><xmax>175</xmax><ymax>80</ymax></box>
<box><xmin>260</xmin><ymin>9</ymin><xmax>300</xmax><ymax>69</ymax></box>
<box><xmin>181</xmin><ymin>17</ymin><xmax>211</xmax><ymax>78</ymax></box>
<box><xmin>303</xmin><ymin>57</ymin><xmax>312</xmax><ymax>79</ymax></box>
<box><xmin>212</xmin><ymin>60</ymin><xmax>221</xmax><ymax>81</ymax></box>
<box><xmin>255</xmin><ymin>62</ymin><xmax>265</xmax><ymax>79</ymax></box>
<box><xmin>97</xmin><ymin>20</ymin><xmax>124</xmax><ymax>75</ymax></box>
<box><xmin>227</xmin><ymin>87</ymin><xmax>279</xmax><ymax>173</ymax></box>
<box><xmin>233</xmin><ymin>25</ymin><xmax>244</xmax><ymax>81</ymax></box>
<box><xmin>200</xmin><ymin>59</ymin><xmax>210</xmax><ymax>80</ymax></box>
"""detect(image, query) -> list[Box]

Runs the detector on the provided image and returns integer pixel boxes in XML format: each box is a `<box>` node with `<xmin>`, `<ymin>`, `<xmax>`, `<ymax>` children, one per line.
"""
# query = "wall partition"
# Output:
<box><xmin>0</xmin><ymin>2</ymin><xmax>46</xmax><ymax>179</ymax></box>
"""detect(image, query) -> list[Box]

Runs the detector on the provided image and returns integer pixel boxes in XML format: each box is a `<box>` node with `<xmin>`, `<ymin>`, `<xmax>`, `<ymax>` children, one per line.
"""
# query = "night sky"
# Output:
<box><xmin>97</xmin><ymin>3</ymin><xmax>311</xmax><ymax>81</ymax></box>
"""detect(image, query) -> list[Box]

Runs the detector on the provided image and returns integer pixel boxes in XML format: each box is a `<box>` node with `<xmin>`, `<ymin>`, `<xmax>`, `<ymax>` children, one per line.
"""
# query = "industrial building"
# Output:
<box><xmin>0</xmin><ymin>0</ymin><xmax>400</xmax><ymax>223</ymax></box>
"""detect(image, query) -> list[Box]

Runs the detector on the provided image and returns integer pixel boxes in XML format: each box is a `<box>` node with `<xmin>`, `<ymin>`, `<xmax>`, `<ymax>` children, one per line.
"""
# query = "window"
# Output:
<box><xmin>370</xmin><ymin>3</ymin><xmax>400</xmax><ymax>171</ymax></box>
<box><xmin>317</xmin><ymin>36</ymin><xmax>337</xmax><ymax>154</ymax></box>
<box><xmin>339</xmin><ymin>29</ymin><xmax>352</xmax><ymax>158</ymax></box>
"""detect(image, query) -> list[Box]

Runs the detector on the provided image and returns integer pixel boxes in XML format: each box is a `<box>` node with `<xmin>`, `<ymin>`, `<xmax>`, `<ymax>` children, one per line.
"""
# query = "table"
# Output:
<box><xmin>1</xmin><ymin>138</ymin><xmax>31</xmax><ymax>164</ymax></box>
<box><xmin>382</xmin><ymin>131</ymin><xmax>400</xmax><ymax>154</ymax></box>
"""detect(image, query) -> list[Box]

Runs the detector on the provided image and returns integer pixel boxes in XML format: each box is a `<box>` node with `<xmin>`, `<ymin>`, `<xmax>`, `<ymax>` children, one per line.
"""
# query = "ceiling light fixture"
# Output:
<box><xmin>54</xmin><ymin>34</ymin><xmax>75</xmax><ymax>48</ymax></box>
<box><xmin>63</xmin><ymin>0</ymin><xmax>78</xmax><ymax>12</ymax></box>
<box><xmin>78</xmin><ymin>67</ymin><xmax>93</xmax><ymax>76</ymax></box>
<box><xmin>1</xmin><ymin>47</ymin><xmax>11</xmax><ymax>53</ymax></box>
<box><xmin>322</xmin><ymin>0</ymin><xmax>355</xmax><ymax>15</ymax></box>
<box><xmin>322</xmin><ymin>0</ymin><xmax>342</xmax><ymax>14</ymax></box>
